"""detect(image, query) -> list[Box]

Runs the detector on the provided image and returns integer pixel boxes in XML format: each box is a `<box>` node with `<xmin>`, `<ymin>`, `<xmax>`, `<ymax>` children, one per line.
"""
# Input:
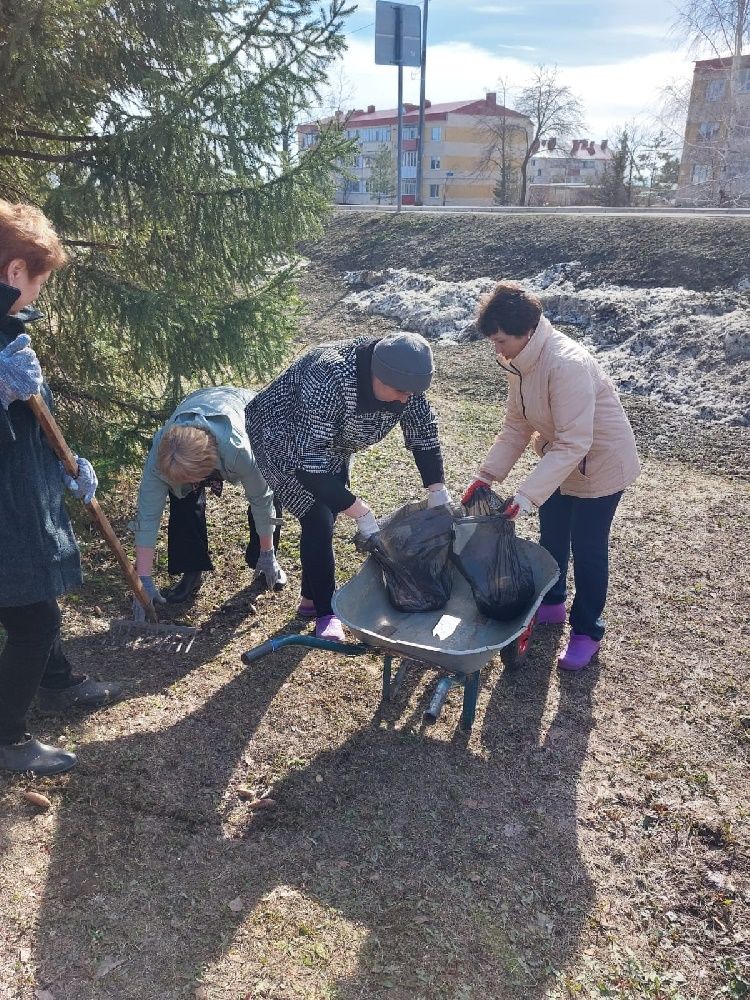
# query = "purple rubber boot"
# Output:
<box><xmin>558</xmin><ymin>632</ymin><xmax>600</xmax><ymax>672</ymax></box>
<box><xmin>315</xmin><ymin>615</ymin><xmax>346</xmax><ymax>642</ymax></box>
<box><xmin>536</xmin><ymin>601</ymin><xmax>566</xmax><ymax>625</ymax></box>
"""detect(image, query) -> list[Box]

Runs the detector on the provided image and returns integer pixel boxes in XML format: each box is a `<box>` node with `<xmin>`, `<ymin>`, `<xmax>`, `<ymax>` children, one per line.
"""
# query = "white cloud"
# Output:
<box><xmin>334</xmin><ymin>36</ymin><xmax>692</xmax><ymax>140</ymax></box>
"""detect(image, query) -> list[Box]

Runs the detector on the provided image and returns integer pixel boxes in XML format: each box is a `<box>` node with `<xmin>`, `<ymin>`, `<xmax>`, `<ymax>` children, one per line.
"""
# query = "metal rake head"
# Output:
<box><xmin>105</xmin><ymin>619</ymin><xmax>199</xmax><ymax>653</ymax></box>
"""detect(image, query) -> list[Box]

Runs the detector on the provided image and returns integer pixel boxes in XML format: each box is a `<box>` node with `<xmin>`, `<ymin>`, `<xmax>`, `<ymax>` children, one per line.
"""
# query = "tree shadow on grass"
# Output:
<box><xmin>34</xmin><ymin>621</ymin><xmax>596</xmax><ymax>1000</ymax></box>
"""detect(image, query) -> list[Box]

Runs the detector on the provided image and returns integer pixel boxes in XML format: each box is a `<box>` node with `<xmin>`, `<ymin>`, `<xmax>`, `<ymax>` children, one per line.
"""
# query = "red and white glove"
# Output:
<box><xmin>503</xmin><ymin>493</ymin><xmax>534</xmax><ymax>520</ymax></box>
<box><xmin>461</xmin><ymin>476</ymin><xmax>493</xmax><ymax>505</ymax></box>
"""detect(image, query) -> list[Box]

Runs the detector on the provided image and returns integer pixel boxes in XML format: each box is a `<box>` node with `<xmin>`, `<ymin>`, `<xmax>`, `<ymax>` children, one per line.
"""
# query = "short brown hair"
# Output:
<box><xmin>156</xmin><ymin>426</ymin><xmax>219</xmax><ymax>485</ymax></box>
<box><xmin>477</xmin><ymin>281</ymin><xmax>543</xmax><ymax>338</ymax></box>
<box><xmin>0</xmin><ymin>200</ymin><xmax>69</xmax><ymax>278</ymax></box>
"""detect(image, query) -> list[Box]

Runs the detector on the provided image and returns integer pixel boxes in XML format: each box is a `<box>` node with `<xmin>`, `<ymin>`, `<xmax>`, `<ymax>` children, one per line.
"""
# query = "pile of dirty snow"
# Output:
<box><xmin>343</xmin><ymin>265</ymin><xmax>750</xmax><ymax>426</ymax></box>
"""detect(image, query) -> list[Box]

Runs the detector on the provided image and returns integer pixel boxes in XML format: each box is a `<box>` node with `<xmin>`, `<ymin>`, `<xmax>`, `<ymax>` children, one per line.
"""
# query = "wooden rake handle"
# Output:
<box><xmin>27</xmin><ymin>393</ymin><xmax>156</xmax><ymax>620</ymax></box>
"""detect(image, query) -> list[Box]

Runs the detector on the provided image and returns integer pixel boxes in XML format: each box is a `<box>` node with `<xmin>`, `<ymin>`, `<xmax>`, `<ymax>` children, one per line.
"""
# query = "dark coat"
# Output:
<box><xmin>0</xmin><ymin>283</ymin><xmax>82</xmax><ymax>607</ymax></box>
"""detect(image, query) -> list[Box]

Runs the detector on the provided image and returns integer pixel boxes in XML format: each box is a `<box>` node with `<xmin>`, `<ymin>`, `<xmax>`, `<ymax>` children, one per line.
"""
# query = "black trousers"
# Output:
<box><xmin>0</xmin><ymin>599</ymin><xmax>76</xmax><ymax>744</ymax></box>
<box><xmin>296</xmin><ymin>466</ymin><xmax>350</xmax><ymax>617</ymax></box>
<box><xmin>166</xmin><ymin>487</ymin><xmax>282</xmax><ymax>575</ymax></box>
<box><xmin>538</xmin><ymin>488</ymin><xmax>623</xmax><ymax>641</ymax></box>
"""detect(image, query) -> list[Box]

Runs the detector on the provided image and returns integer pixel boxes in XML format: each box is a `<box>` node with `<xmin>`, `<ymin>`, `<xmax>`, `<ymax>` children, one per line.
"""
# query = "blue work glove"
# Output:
<box><xmin>133</xmin><ymin>575</ymin><xmax>166</xmax><ymax>622</ymax></box>
<box><xmin>254</xmin><ymin>549</ymin><xmax>287</xmax><ymax>589</ymax></box>
<box><xmin>0</xmin><ymin>334</ymin><xmax>43</xmax><ymax>408</ymax></box>
<box><xmin>62</xmin><ymin>455</ymin><xmax>98</xmax><ymax>504</ymax></box>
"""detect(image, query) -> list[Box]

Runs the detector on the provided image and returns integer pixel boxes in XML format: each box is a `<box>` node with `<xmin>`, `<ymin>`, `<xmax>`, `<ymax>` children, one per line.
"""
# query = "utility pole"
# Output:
<box><xmin>415</xmin><ymin>0</ymin><xmax>429</xmax><ymax>206</ymax></box>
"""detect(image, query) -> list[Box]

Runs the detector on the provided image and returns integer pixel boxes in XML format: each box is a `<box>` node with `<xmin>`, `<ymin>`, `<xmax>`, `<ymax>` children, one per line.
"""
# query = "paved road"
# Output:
<box><xmin>335</xmin><ymin>204</ymin><xmax>750</xmax><ymax>219</ymax></box>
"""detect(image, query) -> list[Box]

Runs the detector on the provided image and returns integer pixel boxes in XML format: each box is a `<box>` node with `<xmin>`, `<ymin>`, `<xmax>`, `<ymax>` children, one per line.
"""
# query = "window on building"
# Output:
<box><xmin>698</xmin><ymin>121</ymin><xmax>720</xmax><ymax>140</ymax></box>
<box><xmin>429</xmin><ymin>183</ymin><xmax>440</xmax><ymax>198</ymax></box>
<box><xmin>358</xmin><ymin>127</ymin><xmax>391</xmax><ymax>143</ymax></box>
<box><xmin>537</xmin><ymin>168</ymin><xmax>542</xmax><ymax>176</ymax></box>
<box><xmin>401</xmin><ymin>179</ymin><xmax>417</xmax><ymax>195</ymax></box>
<box><xmin>401</xmin><ymin>126</ymin><xmax>418</xmax><ymax>139</ymax></box>
<box><xmin>531</xmin><ymin>159</ymin><xmax>536</xmax><ymax>166</ymax></box>
<box><xmin>692</xmin><ymin>163</ymin><xmax>711</xmax><ymax>184</ymax></box>
<box><xmin>402</xmin><ymin>150</ymin><xmax>418</xmax><ymax>167</ymax></box>
<box><xmin>430</xmin><ymin>156</ymin><xmax>440</xmax><ymax>169</ymax></box>
<box><xmin>706</xmin><ymin>79</ymin><xmax>726</xmax><ymax>101</ymax></box>
<box><xmin>741</xmin><ymin>68</ymin><xmax>750</xmax><ymax>92</ymax></box>
<box><xmin>300</xmin><ymin>132</ymin><xmax>318</xmax><ymax>148</ymax></box>
<box><xmin>430</xmin><ymin>126</ymin><xmax>442</xmax><ymax>141</ymax></box>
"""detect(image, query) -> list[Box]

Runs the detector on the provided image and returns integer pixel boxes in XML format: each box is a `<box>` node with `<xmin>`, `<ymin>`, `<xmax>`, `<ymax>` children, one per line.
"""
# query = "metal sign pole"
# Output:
<box><xmin>415</xmin><ymin>0</ymin><xmax>429</xmax><ymax>205</ymax></box>
<box><xmin>374</xmin><ymin>1</ymin><xmax>420</xmax><ymax>213</ymax></box>
<box><xmin>395</xmin><ymin>6</ymin><xmax>403</xmax><ymax>213</ymax></box>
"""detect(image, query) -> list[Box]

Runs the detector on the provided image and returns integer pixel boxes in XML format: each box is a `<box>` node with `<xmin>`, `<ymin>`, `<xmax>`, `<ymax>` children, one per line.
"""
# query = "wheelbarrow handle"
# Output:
<box><xmin>26</xmin><ymin>394</ymin><xmax>156</xmax><ymax>621</ymax></box>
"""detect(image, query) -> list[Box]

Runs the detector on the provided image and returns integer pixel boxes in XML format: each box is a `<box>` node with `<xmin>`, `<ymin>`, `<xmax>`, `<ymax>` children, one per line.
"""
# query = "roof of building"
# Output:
<box><xmin>298</xmin><ymin>94</ymin><xmax>529</xmax><ymax>133</ymax></box>
<box><xmin>694</xmin><ymin>53</ymin><xmax>750</xmax><ymax>70</ymax></box>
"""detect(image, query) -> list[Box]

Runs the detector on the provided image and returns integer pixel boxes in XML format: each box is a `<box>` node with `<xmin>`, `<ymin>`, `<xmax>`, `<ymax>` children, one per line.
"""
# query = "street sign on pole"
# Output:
<box><xmin>374</xmin><ymin>2</ymin><xmax>421</xmax><ymax>213</ymax></box>
<box><xmin>375</xmin><ymin>1</ymin><xmax>421</xmax><ymax>67</ymax></box>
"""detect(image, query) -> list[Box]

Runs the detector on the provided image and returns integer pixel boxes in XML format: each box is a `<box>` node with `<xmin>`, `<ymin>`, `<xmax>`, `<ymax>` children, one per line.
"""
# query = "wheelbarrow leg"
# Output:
<box><xmin>382</xmin><ymin>656</ymin><xmax>411</xmax><ymax>703</ymax></box>
<box><xmin>382</xmin><ymin>655</ymin><xmax>393</xmax><ymax>702</ymax></box>
<box><xmin>460</xmin><ymin>671</ymin><xmax>481</xmax><ymax>732</ymax></box>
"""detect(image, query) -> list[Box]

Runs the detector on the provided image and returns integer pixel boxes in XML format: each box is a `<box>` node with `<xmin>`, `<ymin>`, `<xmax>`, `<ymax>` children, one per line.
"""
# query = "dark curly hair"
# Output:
<box><xmin>477</xmin><ymin>281</ymin><xmax>543</xmax><ymax>338</ymax></box>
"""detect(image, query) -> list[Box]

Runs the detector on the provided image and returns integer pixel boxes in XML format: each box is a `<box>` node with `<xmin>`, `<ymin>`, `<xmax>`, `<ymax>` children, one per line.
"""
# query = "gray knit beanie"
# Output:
<box><xmin>371</xmin><ymin>332</ymin><xmax>434</xmax><ymax>393</ymax></box>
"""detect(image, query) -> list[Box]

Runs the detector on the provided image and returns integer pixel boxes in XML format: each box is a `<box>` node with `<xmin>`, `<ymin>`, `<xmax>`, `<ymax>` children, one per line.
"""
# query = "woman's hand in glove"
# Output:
<box><xmin>62</xmin><ymin>455</ymin><xmax>98</xmax><ymax>504</ymax></box>
<box><xmin>502</xmin><ymin>493</ymin><xmax>534</xmax><ymax>520</ymax></box>
<box><xmin>133</xmin><ymin>575</ymin><xmax>166</xmax><ymax>622</ymax></box>
<box><xmin>0</xmin><ymin>334</ymin><xmax>43</xmax><ymax>408</ymax></box>
<box><xmin>426</xmin><ymin>484</ymin><xmax>451</xmax><ymax>508</ymax></box>
<box><xmin>254</xmin><ymin>549</ymin><xmax>288</xmax><ymax>589</ymax></box>
<box><xmin>461</xmin><ymin>476</ymin><xmax>493</xmax><ymax>505</ymax></box>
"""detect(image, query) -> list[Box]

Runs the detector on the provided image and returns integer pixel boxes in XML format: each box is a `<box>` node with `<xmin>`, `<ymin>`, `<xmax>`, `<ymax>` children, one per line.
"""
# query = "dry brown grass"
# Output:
<box><xmin>0</xmin><ymin>263</ymin><xmax>747</xmax><ymax>1000</ymax></box>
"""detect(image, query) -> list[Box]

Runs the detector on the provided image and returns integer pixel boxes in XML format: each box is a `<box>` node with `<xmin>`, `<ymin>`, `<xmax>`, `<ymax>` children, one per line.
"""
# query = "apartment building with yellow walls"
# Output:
<box><xmin>298</xmin><ymin>92</ymin><xmax>532</xmax><ymax>206</ymax></box>
<box><xmin>677</xmin><ymin>54</ymin><xmax>750</xmax><ymax>205</ymax></box>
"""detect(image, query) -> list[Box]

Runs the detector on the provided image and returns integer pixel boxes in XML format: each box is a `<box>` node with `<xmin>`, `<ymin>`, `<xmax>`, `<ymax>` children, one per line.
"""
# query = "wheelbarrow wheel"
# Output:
<box><xmin>499</xmin><ymin>617</ymin><xmax>534</xmax><ymax>672</ymax></box>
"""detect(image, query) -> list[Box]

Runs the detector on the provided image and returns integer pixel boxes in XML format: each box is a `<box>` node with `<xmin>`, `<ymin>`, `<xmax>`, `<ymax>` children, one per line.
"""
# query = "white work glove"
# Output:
<box><xmin>133</xmin><ymin>575</ymin><xmax>166</xmax><ymax>622</ymax></box>
<box><xmin>354</xmin><ymin>508</ymin><xmax>380</xmax><ymax>540</ymax></box>
<box><xmin>254</xmin><ymin>549</ymin><xmax>288</xmax><ymax>589</ymax></box>
<box><xmin>0</xmin><ymin>333</ymin><xmax>43</xmax><ymax>408</ymax></box>
<box><xmin>426</xmin><ymin>485</ymin><xmax>451</xmax><ymax>508</ymax></box>
<box><xmin>503</xmin><ymin>493</ymin><xmax>534</xmax><ymax>520</ymax></box>
<box><xmin>63</xmin><ymin>455</ymin><xmax>98</xmax><ymax>504</ymax></box>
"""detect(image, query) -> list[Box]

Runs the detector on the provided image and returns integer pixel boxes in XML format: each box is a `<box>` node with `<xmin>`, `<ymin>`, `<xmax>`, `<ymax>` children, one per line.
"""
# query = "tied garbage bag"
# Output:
<box><xmin>358</xmin><ymin>501</ymin><xmax>453</xmax><ymax>613</ymax></box>
<box><xmin>452</xmin><ymin>486</ymin><xmax>535</xmax><ymax>621</ymax></box>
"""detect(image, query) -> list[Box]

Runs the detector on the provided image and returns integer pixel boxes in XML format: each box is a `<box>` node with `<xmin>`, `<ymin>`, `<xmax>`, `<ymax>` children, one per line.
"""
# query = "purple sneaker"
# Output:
<box><xmin>315</xmin><ymin>615</ymin><xmax>346</xmax><ymax>642</ymax></box>
<box><xmin>536</xmin><ymin>601</ymin><xmax>566</xmax><ymax>625</ymax></box>
<box><xmin>558</xmin><ymin>632</ymin><xmax>600</xmax><ymax>672</ymax></box>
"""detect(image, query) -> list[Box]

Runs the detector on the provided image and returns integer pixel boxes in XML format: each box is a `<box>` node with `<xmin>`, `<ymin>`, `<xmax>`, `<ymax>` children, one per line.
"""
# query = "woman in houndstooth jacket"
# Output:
<box><xmin>245</xmin><ymin>332</ymin><xmax>450</xmax><ymax>641</ymax></box>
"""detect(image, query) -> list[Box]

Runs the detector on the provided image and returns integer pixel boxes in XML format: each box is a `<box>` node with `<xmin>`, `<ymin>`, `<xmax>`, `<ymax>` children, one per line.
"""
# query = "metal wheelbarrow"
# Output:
<box><xmin>241</xmin><ymin>537</ymin><xmax>559</xmax><ymax>733</ymax></box>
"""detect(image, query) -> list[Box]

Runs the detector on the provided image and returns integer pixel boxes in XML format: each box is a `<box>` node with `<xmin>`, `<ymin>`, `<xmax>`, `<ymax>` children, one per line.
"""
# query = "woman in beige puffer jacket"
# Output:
<box><xmin>463</xmin><ymin>281</ymin><xmax>640</xmax><ymax>671</ymax></box>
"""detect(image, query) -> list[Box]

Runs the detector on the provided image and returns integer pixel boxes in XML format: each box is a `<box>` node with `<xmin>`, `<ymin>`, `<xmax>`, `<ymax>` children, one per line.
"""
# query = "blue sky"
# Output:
<box><xmin>328</xmin><ymin>0</ymin><xmax>694</xmax><ymax>142</ymax></box>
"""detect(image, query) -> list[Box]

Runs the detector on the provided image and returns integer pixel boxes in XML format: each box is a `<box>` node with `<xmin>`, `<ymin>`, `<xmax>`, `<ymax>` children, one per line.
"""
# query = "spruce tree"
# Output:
<box><xmin>0</xmin><ymin>0</ymin><xmax>353</xmax><ymax>465</ymax></box>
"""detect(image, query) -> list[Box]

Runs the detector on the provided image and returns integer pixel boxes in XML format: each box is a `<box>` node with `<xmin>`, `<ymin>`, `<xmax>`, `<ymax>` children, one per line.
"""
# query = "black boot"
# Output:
<box><xmin>164</xmin><ymin>571</ymin><xmax>203</xmax><ymax>603</ymax></box>
<box><xmin>0</xmin><ymin>736</ymin><xmax>77</xmax><ymax>775</ymax></box>
<box><xmin>37</xmin><ymin>677</ymin><xmax>124</xmax><ymax>714</ymax></box>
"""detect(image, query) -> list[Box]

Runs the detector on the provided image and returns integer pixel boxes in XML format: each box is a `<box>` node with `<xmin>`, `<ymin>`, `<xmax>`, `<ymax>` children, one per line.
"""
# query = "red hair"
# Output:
<box><xmin>0</xmin><ymin>200</ymin><xmax>69</xmax><ymax>277</ymax></box>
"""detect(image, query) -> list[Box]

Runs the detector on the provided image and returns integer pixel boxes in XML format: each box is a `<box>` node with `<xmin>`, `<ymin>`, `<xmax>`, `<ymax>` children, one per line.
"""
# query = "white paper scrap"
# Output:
<box><xmin>433</xmin><ymin>615</ymin><xmax>461</xmax><ymax>640</ymax></box>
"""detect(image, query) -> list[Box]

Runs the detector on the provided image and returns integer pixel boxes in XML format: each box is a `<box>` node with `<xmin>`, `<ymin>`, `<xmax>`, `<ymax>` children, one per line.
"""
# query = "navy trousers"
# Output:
<box><xmin>538</xmin><ymin>488</ymin><xmax>623</xmax><ymax>641</ymax></box>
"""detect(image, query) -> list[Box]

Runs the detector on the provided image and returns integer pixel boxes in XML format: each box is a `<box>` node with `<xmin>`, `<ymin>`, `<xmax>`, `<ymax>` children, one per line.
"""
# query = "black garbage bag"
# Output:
<box><xmin>452</xmin><ymin>486</ymin><xmax>535</xmax><ymax>621</ymax></box>
<box><xmin>358</xmin><ymin>501</ymin><xmax>453</xmax><ymax>613</ymax></box>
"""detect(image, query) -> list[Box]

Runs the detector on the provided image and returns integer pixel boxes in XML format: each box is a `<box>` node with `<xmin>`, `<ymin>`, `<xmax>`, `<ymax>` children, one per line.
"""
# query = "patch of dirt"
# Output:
<box><xmin>0</xmin><ymin>229</ymin><xmax>748</xmax><ymax>1000</ymax></box>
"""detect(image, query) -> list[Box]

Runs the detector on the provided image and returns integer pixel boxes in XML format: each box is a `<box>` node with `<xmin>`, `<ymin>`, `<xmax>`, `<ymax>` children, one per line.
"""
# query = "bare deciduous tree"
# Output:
<box><xmin>515</xmin><ymin>66</ymin><xmax>586</xmax><ymax>205</ymax></box>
